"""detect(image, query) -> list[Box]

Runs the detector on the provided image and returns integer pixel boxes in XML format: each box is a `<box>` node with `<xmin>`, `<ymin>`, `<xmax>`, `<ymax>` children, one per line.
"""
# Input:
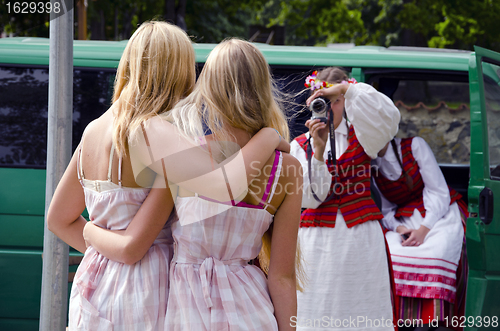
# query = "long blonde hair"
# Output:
<box><xmin>112</xmin><ymin>21</ymin><xmax>196</xmax><ymax>155</ymax></box>
<box><xmin>169</xmin><ymin>38</ymin><xmax>305</xmax><ymax>291</ymax></box>
<box><xmin>169</xmin><ymin>38</ymin><xmax>289</xmax><ymax>150</ymax></box>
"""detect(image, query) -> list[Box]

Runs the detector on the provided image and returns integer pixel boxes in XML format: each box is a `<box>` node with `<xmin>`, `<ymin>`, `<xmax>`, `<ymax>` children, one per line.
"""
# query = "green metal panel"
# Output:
<box><xmin>350</xmin><ymin>67</ymin><xmax>365</xmax><ymax>83</ymax></box>
<box><xmin>0</xmin><ymin>37</ymin><xmax>472</xmax><ymax>71</ymax></box>
<box><xmin>0</xmin><ymin>215</ymin><xmax>44</xmax><ymax>248</ymax></box>
<box><xmin>0</xmin><ymin>250</ymin><xmax>43</xmax><ymax>320</ymax></box>
<box><xmin>465</xmin><ymin>46</ymin><xmax>500</xmax><ymax>331</ymax></box>
<box><xmin>0</xmin><ymin>249</ymin><xmax>80</xmax><ymax>331</ymax></box>
<box><xmin>0</xmin><ymin>318</ymin><xmax>39</xmax><ymax>331</ymax></box>
<box><xmin>0</xmin><ymin>168</ymin><xmax>45</xmax><ymax>216</ymax></box>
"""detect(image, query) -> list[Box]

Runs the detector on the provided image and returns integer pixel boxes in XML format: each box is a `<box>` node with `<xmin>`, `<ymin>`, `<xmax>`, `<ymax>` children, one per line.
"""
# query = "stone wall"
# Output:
<box><xmin>396</xmin><ymin>103</ymin><xmax>470</xmax><ymax>164</ymax></box>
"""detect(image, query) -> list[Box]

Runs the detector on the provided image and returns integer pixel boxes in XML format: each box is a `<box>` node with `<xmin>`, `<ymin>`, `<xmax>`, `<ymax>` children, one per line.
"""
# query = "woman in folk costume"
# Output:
<box><xmin>374</xmin><ymin>136</ymin><xmax>468</xmax><ymax>330</ymax></box>
<box><xmin>164</xmin><ymin>38</ymin><xmax>304</xmax><ymax>331</ymax></box>
<box><xmin>47</xmin><ymin>22</ymin><xmax>290</xmax><ymax>331</ymax></box>
<box><xmin>290</xmin><ymin>67</ymin><xmax>399</xmax><ymax>331</ymax></box>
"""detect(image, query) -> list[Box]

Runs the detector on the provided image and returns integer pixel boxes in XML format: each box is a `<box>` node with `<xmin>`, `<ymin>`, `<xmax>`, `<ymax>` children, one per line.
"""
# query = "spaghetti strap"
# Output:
<box><xmin>261</xmin><ymin>150</ymin><xmax>282</xmax><ymax>208</ymax></box>
<box><xmin>77</xmin><ymin>146</ymin><xmax>84</xmax><ymax>181</ymax></box>
<box><xmin>77</xmin><ymin>131</ymin><xmax>87</xmax><ymax>181</ymax></box>
<box><xmin>196</xmin><ymin>150</ymin><xmax>282</xmax><ymax>211</ymax></box>
<box><xmin>107</xmin><ymin>144</ymin><xmax>123</xmax><ymax>187</ymax></box>
<box><xmin>266</xmin><ymin>151</ymin><xmax>283</xmax><ymax>204</ymax></box>
<box><xmin>118</xmin><ymin>155</ymin><xmax>123</xmax><ymax>187</ymax></box>
<box><xmin>107</xmin><ymin>146</ymin><xmax>114</xmax><ymax>182</ymax></box>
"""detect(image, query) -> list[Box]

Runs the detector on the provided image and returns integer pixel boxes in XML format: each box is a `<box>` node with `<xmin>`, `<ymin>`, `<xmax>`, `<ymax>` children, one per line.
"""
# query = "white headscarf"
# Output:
<box><xmin>344</xmin><ymin>82</ymin><xmax>400</xmax><ymax>158</ymax></box>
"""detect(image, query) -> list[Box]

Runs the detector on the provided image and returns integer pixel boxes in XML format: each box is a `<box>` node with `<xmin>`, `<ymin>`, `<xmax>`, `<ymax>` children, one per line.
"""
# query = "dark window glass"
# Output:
<box><xmin>72</xmin><ymin>68</ymin><xmax>115</xmax><ymax>153</ymax></box>
<box><xmin>481</xmin><ymin>59</ymin><xmax>500</xmax><ymax>180</ymax></box>
<box><xmin>0</xmin><ymin>66</ymin><xmax>49</xmax><ymax>167</ymax></box>
<box><xmin>0</xmin><ymin>65</ymin><xmax>115</xmax><ymax>168</ymax></box>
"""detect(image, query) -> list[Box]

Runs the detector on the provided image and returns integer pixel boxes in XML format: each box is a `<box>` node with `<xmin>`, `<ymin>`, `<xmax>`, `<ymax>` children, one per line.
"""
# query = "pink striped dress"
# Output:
<box><xmin>165</xmin><ymin>150</ymin><xmax>283</xmax><ymax>331</ymax></box>
<box><xmin>68</xmin><ymin>146</ymin><xmax>174</xmax><ymax>331</ymax></box>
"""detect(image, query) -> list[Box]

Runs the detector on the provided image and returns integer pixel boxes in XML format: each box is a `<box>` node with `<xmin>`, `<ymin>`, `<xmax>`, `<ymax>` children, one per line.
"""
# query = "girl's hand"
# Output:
<box><xmin>305</xmin><ymin>118</ymin><xmax>328</xmax><ymax>161</ymax></box>
<box><xmin>260</xmin><ymin>127</ymin><xmax>290</xmax><ymax>153</ymax></box>
<box><xmin>306</xmin><ymin>84</ymin><xmax>348</xmax><ymax>106</ymax></box>
<box><xmin>396</xmin><ymin>225</ymin><xmax>411</xmax><ymax>243</ymax></box>
<box><xmin>401</xmin><ymin>225</ymin><xmax>430</xmax><ymax>247</ymax></box>
<box><xmin>83</xmin><ymin>221</ymin><xmax>94</xmax><ymax>247</ymax></box>
<box><xmin>277</xmin><ymin>136</ymin><xmax>291</xmax><ymax>154</ymax></box>
<box><xmin>396</xmin><ymin>225</ymin><xmax>410</xmax><ymax>235</ymax></box>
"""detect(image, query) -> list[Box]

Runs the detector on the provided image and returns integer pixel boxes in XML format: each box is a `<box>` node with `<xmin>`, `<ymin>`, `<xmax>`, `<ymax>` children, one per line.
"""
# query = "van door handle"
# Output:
<box><xmin>479</xmin><ymin>187</ymin><xmax>494</xmax><ymax>225</ymax></box>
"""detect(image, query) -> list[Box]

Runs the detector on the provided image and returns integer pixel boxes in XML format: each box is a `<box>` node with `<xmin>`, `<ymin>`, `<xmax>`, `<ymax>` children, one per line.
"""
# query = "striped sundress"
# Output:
<box><xmin>68</xmin><ymin>146</ymin><xmax>174</xmax><ymax>331</ymax></box>
<box><xmin>165</xmin><ymin>150</ymin><xmax>283</xmax><ymax>330</ymax></box>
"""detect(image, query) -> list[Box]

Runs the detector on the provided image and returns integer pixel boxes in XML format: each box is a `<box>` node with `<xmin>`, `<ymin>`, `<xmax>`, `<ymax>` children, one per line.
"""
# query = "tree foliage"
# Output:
<box><xmin>256</xmin><ymin>0</ymin><xmax>366</xmax><ymax>45</ymax></box>
<box><xmin>398</xmin><ymin>0</ymin><xmax>500</xmax><ymax>51</ymax></box>
<box><xmin>253</xmin><ymin>0</ymin><xmax>500</xmax><ymax>51</ymax></box>
<box><xmin>1</xmin><ymin>0</ymin><xmax>500</xmax><ymax>52</ymax></box>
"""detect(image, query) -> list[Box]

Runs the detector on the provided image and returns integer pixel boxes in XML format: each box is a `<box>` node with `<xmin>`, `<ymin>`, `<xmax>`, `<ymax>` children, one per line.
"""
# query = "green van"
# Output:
<box><xmin>0</xmin><ymin>37</ymin><xmax>499</xmax><ymax>330</ymax></box>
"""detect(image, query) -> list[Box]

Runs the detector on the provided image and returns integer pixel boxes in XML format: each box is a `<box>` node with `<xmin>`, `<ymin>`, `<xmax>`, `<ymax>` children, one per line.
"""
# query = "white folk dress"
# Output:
<box><xmin>165</xmin><ymin>151</ymin><xmax>283</xmax><ymax>331</ymax></box>
<box><xmin>68</xmin><ymin>147</ymin><xmax>174</xmax><ymax>331</ymax></box>
<box><xmin>290</xmin><ymin>83</ymin><xmax>396</xmax><ymax>331</ymax></box>
<box><xmin>373</xmin><ymin>137</ymin><xmax>464</xmax><ymax>305</ymax></box>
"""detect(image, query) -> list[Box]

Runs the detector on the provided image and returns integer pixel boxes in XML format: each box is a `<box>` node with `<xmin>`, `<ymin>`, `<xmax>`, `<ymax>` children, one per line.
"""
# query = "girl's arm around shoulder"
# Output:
<box><xmin>268</xmin><ymin>154</ymin><xmax>302</xmax><ymax>330</ymax></box>
<box><xmin>130</xmin><ymin>121</ymin><xmax>289</xmax><ymax>202</ymax></box>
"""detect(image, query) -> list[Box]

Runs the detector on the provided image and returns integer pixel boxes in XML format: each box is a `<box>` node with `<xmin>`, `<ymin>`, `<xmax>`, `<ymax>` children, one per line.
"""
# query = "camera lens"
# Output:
<box><xmin>310</xmin><ymin>98</ymin><xmax>327</xmax><ymax>112</ymax></box>
<box><xmin>309</xmin><ymin>97</ymin><xmax>329</xmax><ymax>123</ymax></box>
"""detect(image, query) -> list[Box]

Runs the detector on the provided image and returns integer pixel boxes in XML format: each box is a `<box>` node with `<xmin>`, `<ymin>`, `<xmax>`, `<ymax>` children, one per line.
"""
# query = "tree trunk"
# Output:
<box><xmin>176</xmin><ymin>0</ymin><xmax>187</xmax><ymax>31</ymax></box>
<box><xmin>122</xmin><ymin>6</ymin><xmax>137</xmax><ymax>39</ymax></box>
<box><xmin>114</xmin><ymin>7</ymin><xmax>119</xmax><ymax>40</ymax></box>
<box><xmin>90</xmin><ymin>9</ymin><xmax>105</xmax><ymax>40</ymax></box>
<box><xmin>164</xmin><ymin>0</ymin><xmax>187</xmax><ymax>31</ymax></box>
<box><xmin>165</xmin><ymin>0</ymin><xmax>176</xmax><ymax>24</ymax></box>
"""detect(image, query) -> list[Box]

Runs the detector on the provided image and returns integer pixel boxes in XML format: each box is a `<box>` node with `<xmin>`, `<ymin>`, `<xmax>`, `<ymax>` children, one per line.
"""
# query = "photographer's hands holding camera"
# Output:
<box><xmin>305</xmin><ymin>83</ymin><xmax>349</xmax><ymax>162</ymax></box>
<box><xmin>305</xmin><ymin>119</ymin><xmax>328</xmax><ymax>162</ymax></box>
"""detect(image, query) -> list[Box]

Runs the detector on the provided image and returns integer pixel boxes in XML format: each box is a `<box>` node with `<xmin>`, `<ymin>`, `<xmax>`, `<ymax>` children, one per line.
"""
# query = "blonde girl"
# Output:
<box><xmin>165</xmin><ymin>38</ymin><xmax>304</xmax><ymax>331</ymax></box>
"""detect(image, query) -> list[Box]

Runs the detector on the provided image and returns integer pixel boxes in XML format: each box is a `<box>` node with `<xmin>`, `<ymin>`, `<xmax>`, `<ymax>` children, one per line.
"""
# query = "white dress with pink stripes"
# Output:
<box><xmin>68</xmin><ymin>146</ymin><xmax>174</xmax><ymax>331</ymax></box>
<box><xmin>375</xmin><ymin>137</ymin><xmax>464</xmax><ymax>303</ymax></box>
<box><xmin>165</xmin><ymin>150</ymin><xmax>283</xmax><ymax>331</ymax></box>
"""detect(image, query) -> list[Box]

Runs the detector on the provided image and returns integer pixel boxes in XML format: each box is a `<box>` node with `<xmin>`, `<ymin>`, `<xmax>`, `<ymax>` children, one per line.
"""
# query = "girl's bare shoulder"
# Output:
<box><xmin>79</xmin><ymin>109</ymin><xmax>114</xmax><ymax>144</ymax></box>
<box><xmin>279</xmin><ymin>152</ymin><xmax>303</xmax><ymax>182</ymax></box>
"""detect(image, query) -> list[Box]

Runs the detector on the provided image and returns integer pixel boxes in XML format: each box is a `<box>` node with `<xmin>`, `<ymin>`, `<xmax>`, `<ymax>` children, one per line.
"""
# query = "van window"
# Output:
<box><xmin>0</xmin><ymin>65</ymin><xmax>115</xmax><ymax>168</ymax></box>
<box><xmin>482</xmin><ymin>59</ymin><xmax>500</xmax><ymax>180</ymax></box>
<box><xmin>0</xmin><ymin>66</ymin><xmax>49</xmax><ymax>167</ymax></box>
<box><xmin>72</xmin><ymin>68</ymin><xmax>115</xmax><ymax>151</ymax></box>
<box><xmin>367</xmin><ymin>70</ymin><xmax>470</xmax><ymax>165</ymax></box>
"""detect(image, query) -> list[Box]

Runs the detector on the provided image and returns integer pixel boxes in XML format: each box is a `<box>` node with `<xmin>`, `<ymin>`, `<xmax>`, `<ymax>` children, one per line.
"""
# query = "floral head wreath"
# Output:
<box><xmin>304</xmin><ymin>70</ymin><xmax>358</xmax><ymax>91</ymax></box>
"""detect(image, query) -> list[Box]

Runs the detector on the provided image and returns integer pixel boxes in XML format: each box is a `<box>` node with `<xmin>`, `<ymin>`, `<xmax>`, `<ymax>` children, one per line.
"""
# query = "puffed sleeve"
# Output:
<box><xmin>344</xmin><ymin>83</ymin><xmax>400</xmax><ymax>159</ymax></box>
<box><xmin>290</xmin><ymin>138</ymin><xmax>332</xmax><ymax>209</ymax></box>
<box><xmin>412</xmin><ymin>137</ymin><xmax>451</xmax><ymax>229</ymax></box>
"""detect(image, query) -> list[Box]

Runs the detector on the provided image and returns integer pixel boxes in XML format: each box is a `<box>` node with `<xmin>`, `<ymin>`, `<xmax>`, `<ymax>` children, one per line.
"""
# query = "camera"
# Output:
<box><xmin>309</xmin><ymin>97</ymin><xmax>329</xmax><ymax>123</ymax></box>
